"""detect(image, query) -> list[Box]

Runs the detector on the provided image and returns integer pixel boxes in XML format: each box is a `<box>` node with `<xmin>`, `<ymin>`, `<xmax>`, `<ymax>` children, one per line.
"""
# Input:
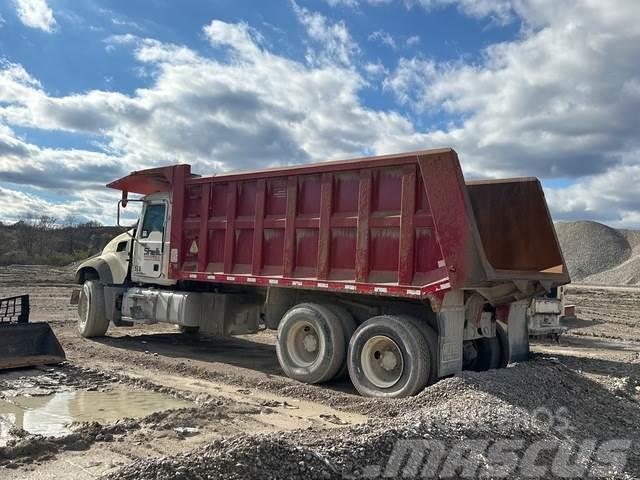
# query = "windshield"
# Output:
<box><xmin>140</xmin><ymin>204</ymin><xmax>166</xmax><ymax>239</ymax></box>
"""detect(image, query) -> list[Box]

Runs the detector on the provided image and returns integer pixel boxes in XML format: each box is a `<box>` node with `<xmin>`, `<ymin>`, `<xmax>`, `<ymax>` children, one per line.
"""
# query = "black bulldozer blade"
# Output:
<box><xmin>0</xmin><ymin>322</ymin><xmax>66</xmax><ymax>370</ymax></box>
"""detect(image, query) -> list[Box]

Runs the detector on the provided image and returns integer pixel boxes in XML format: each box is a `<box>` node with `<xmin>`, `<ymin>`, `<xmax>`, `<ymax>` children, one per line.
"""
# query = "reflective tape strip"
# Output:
<box><xmin>177</xmin><ymin>272</ymin><xmax>453</xmax><ymax>299</ymax></box>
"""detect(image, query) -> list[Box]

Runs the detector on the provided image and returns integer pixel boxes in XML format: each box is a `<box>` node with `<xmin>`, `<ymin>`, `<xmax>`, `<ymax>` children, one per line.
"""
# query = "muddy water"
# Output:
<box><xmin>0</xmin><ymin>387</ymin><xmax>191</xmax><ymax>443</ymax></box>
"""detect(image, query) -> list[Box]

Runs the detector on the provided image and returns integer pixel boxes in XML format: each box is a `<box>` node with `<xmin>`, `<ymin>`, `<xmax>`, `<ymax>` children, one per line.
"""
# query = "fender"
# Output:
<box><xmin>75</xmin><ymin>256</ymin><xmax>114</xmax><ymax>285</ymax></box>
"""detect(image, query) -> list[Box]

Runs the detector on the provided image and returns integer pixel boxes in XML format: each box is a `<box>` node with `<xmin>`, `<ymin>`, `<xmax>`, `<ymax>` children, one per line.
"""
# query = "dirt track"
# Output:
<box><xmin>0</xmin><ymin>266</ymin><xmax>639</xmax><ymax>478</ymax></box>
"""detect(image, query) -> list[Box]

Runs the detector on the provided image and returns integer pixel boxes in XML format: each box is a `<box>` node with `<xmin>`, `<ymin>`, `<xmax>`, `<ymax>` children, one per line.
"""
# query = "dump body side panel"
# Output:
<box><xmin>416</xmin><ymin>150</ymin><xmax>488</xmax><ymax>290</ymax></box>
<box><xmin>107</xmin><ymin>148</ymin><xmax>569</xmax><ymax>301</ymax></box>
<box><xmin>169</xmin><ymin>151</ymin><xmax>456</xmax><ymax>299</ymax></box>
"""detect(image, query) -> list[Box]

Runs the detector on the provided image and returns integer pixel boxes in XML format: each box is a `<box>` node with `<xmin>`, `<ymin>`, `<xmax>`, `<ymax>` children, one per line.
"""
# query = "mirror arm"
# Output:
<box><xmin>117</xmin><ymin>196</ymin><xmax>144</xmax><ymax>242</ymax></box>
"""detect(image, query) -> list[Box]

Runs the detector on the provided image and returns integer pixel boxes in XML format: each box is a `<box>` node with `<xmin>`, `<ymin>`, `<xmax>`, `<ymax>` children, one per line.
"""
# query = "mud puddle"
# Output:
<box><xmin>0</xmin><ymin>387</ymin><xmax>191</xmax><ymax>444</ymax></box>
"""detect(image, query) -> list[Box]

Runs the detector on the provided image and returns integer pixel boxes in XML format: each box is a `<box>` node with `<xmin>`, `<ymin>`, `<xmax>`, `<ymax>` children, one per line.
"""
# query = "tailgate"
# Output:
<box><xmin>466</xmin><ymin>178</ymin><xmax>570</xmax><ymax>284</ymax></box>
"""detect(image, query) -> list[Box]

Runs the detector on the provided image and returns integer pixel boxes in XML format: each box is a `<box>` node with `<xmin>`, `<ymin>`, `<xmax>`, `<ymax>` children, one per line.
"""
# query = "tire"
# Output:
<box><xmin>470</xmin><ymin>336</ymin><xmax>501</xmax><ymax>371</ymax></box>
<box><xmin>276</xmin><ymin>303</ymin><xmax>346</xmax><ymax>384</ymax></box>
<box><xmin>402</xmin><ymin>316</ymin><xmax>439</xmax><ymax>386</ymax></box>
<box><xmin>347</xmin><ymin>315</ymin><xmax>430</xmax><ymax>398</ymax></box>
<box><xmin>178</xmin><ymin>326</ymin><xmax>200</xmax><ymax>334</ymax></box>
<box><xmin>496</xmin><ymin>321</ymin><xmax>509</xmax><ymax>368</ymax></box>
<box><xmin>77</xmin><ymin>280</ymin><xmax>109</xmax><ymax>338</ymax></box>
<box><xmin>325</xmin><ymin>304</ymin><xmax>357</xmax><ymax>380</ymax></box>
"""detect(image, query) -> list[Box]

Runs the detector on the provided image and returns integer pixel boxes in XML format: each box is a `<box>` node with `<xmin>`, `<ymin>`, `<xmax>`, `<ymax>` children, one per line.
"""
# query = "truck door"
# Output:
<box><xmin>133</xmin><ymin>202</ymin><xmax>167</xmax><ymax>279</ymax></box>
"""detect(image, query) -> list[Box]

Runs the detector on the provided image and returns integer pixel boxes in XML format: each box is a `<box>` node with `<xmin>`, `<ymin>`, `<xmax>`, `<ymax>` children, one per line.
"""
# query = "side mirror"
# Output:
<box><xmin>117</xmin><ymin>198</ymin><xmax>144</xmax><ymax>235</ymax></box>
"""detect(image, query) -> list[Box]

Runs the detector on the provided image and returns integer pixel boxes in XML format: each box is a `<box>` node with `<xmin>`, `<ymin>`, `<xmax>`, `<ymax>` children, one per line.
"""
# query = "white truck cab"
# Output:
<box><xmin>130</xmin><ymin>193</ymin><xmax>174</xmax><ymax>286</ymax></box>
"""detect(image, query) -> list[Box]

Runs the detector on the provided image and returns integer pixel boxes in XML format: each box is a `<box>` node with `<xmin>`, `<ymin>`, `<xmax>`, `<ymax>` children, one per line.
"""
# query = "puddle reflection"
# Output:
<box><xmin>0</xmin><ymin>387</ymin><xmax>191</xmax><ymax>443</ymax></box>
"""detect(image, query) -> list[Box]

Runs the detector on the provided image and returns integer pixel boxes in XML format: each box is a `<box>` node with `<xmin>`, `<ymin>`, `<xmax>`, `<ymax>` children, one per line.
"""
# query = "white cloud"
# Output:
<box><xmin>381</xmin><ymin>0</ymin><xmax>640</xmax><ymax>224</ymax></box>
<box><xmin>2</xmin><ymin>2</ymin><xmax>640</xmax><ymax>226</ymax></box>
<box><xmin>13</xmin><ymin>0</ymin><xmax>57</xmax><ymax>32</ymax></box>
<box><xmin>546</xmin><ymin>164</ymin><xmax>640</xmax><ymax>227</ymax></box>
<box><xmin>406</xmin><ymin>35</ymin><xmax>420</xmax><ymax>46</ymax></box>
<box><xmin>364</xmin><ymin>61</ymin><xmax>389</xmax><ymax>77</ymax></box>
<box><xmin>323</xmin><ymin>0</ymin><xmax>360</xmax><ymax>6</ymax></box>
<box><xmin>323</xmin><ymin>0</ymin><xmax>393</xmax><ymax>6</ymax></box>
<box><xmin>0</xmin><ymin>17</ymin><xmax>435</xmax><ymax>223</ymax></box>
<box><xmin>368</xmin><ymin>30</ymin><xmax>397</xmax><ymax>49</ymax></box>
<box><xmin>383</xmin><ymin>57</ymin><xmax>437</xmax><ymax>105</ymax></box>
<box><xmin>0</xmin><ymin>124</ymin><xmax>123</xmax><ymax>191</ymax></box>
<box><xmin>405</xmin><ymin>0</ymin><xmax>515</xmax><ymax>23</ymax></box>
<box><xmin>292</xmin><ymin>2</ymin><xmax>360</xmax><ymax>66</ymax></box>
<box><xmin>323</xmin><ymin>0</ymin><xmax>514</xmax><ymax>23</ymax></box>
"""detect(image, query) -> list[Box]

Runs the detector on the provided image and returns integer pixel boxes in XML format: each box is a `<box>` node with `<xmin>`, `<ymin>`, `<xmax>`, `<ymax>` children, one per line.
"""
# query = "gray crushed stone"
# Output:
<box><xmin>105</xmin><ymin>359</ymin><xmax>640</xmax><ymax>479</ymax></box>
<box><xmin>583</xmin><ymin>228</ymin><xmax>640</xmax><ymax>285</ymax></box>
<box><xmin>555</xmin><ymin>221</ymin><xmax>631</xmax><ymax>281</ymax></box>
<box><xmin>583</xmin><ymin>255</ymin><xmax>640</xmax><ymax>285</ymax></box>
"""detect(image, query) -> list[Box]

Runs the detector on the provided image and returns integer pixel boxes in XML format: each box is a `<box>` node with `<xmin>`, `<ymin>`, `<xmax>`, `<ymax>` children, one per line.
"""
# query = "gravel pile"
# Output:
<box><xmin>106</xmin><ymin>359</ymin><xmax>640</xmax><ymax>479</ymax></box>
<box><xmin>582</xmin><ymin>227</ymin><xmax>640</xmax><ymax>285</ymax></box>
<box><xmin>583</xmin><ymin>255</ymin><xmax>640</xmax><ymax>285</ymax></box>
<box><xmin>555</xmin><ymin>221</ymin><xmax>631</xmax><ymax>281</ymax></box>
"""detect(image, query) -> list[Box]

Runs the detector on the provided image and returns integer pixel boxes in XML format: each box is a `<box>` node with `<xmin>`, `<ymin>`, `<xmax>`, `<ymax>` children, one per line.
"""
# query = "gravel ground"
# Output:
<box><xmin>107</xmin><ymin>360</ymin><xmax>640</xmax><ymax>479</ymax></box>
<box><xmin>562</xmin><ymin>285</ymin><xmax>640</xmax><ymax>342</ymax></box>
<box><xmin>1</xmin><ymin>265</ymin><xmax>639</xmax><ymax>479</ymax></box>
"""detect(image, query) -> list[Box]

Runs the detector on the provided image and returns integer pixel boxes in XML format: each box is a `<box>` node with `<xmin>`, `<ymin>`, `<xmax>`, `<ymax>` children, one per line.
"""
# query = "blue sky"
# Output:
<box><xmin>0</xmin><ymin>0</ymin><xmax>639</xmax><ymax>225</ymax></box>
<box><xmin>0</xmin><ymin>0</ymin><xmax>517</xmax><ymax>135</ymax></box>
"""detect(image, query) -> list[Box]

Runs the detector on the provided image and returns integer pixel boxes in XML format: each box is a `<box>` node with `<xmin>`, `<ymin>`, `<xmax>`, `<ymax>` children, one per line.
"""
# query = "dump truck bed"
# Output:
<box><xmin>109</xmin><ymin>148</ymin><xmax>569</xmax><ymax>301</ymax></box>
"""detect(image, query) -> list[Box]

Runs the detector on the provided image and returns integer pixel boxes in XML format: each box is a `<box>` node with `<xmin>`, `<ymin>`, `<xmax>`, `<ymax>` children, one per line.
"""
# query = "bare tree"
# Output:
<box><xmin>35</xmin><ymin>216</ymin><xmax>58</xmax><ymax>256</ymax></box>
<box><xmin>14</xmin><ymin>215</ymin><xmax>37</xmax><ymax>256</ymax></box>
<box><xmin>63</xmin><ymin>215</ymin><xmax>79</xmax><ymax>254</ymax></box>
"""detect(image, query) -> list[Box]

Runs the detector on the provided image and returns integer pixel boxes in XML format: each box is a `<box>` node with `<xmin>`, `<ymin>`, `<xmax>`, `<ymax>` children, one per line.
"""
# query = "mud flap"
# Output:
<box><xmin>505</xmin><ymin>299</ymin><xmax>530</xmax><ymax>363</ymax></box>
<box><xmin>0</xmin><ymin>323</ymin><xmax>66</xmax><ymax>370</ymax></box>
<box><xmin>436</xmin><ymin>291</ymin><xmax>465</xmax><ymax>377</ymax></box>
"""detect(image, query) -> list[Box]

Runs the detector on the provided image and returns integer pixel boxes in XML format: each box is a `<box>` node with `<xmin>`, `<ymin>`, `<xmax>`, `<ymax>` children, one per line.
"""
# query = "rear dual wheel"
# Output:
<box><xmin>277</xmin><ymin>308</ymin><xmax>438</xmax><ymax>398</ymax></box>
<box><xmin>347</xmin><ymin>315</ymin><xmax>437</xmax><ymax>398</ymax></box>
<box><xmin>468</xmin><ymin>336</ymin><xmax>501</xmax><ymax>371</ymax></box>
<box><xmin>276</xmin><ymin>303</ymin><xmax>353</xmax><ymax>384</ymax></box>
<box><xmin>178</xmin><ymin>325</ymin><xmax>200</xmax><ymax>335</ymax></box>
<box><xmin>464</xmin><ymin>323</ymin><xmax>507</xmax><ymax>371</ymax></box>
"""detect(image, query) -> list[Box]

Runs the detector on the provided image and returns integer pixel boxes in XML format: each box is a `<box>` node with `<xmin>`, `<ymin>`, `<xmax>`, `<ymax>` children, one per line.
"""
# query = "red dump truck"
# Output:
<box><xmin>73</xmin><ymin>148</ymin><xmax>570</xmax><ymax>397</ymax></box>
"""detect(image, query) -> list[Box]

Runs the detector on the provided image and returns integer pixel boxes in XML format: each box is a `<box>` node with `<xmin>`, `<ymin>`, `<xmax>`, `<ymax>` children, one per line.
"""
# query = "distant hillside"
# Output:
<box><xmin>555</xmin><ymin>220</ymin><xmax>640</xmax><ymax>285</ymax></box>
<box><xmin>0</xmin><ymin>219</ymin><xmax>122</xmax><ymax>266</ymax></box>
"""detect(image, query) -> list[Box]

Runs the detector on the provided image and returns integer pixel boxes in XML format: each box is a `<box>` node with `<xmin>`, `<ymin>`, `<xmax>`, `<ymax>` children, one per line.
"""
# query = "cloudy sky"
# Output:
<box><xmin>0</xmin><ymin>0</ymin><xmax>638</xmax><ymax>225</ymax></box>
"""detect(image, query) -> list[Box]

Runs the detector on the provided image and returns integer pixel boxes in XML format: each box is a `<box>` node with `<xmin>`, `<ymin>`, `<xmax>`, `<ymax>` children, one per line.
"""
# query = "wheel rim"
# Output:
<box><xmin>361</xmin><ymin>335</ymin><xmax>404</xmax><ymax>389</ymax></box>
<box><xmin>286</xmin><ymin>320</ymin><xmax>321</xmax><ymax>367</ymax></box>
<box><xmin>78</xmin><ymin>286</ymin><xmax>89</xmax><ymax>328</ymax></box>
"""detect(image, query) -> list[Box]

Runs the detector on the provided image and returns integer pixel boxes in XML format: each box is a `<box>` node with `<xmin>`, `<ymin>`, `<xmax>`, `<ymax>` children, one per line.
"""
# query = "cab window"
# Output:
<box><xmin>140</xmin><ymin>204</ymin><xmax>166</xmax><ymax>239</ymax></box>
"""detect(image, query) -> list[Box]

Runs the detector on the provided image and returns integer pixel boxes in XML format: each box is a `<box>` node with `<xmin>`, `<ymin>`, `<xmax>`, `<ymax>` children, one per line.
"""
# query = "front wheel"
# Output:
<box><xmin>77</xmin><ymin>280</ymin><xmax>109</xmax><ymax>338</ymax></box>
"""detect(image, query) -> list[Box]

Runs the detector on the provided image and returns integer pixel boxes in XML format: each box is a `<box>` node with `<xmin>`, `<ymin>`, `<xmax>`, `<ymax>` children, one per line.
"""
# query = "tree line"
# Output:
<box><xmin>0</xmin><ymin>215</ymin><xmax>121</xmax><ymax>266</ymax></box>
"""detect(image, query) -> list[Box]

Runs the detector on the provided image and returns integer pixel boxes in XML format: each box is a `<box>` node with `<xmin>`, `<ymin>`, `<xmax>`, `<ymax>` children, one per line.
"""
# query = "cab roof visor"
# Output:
<box><xmin>107</xmin><ymin>165</ymin><xmax>196</xmax><ymax>195</ymax></box>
